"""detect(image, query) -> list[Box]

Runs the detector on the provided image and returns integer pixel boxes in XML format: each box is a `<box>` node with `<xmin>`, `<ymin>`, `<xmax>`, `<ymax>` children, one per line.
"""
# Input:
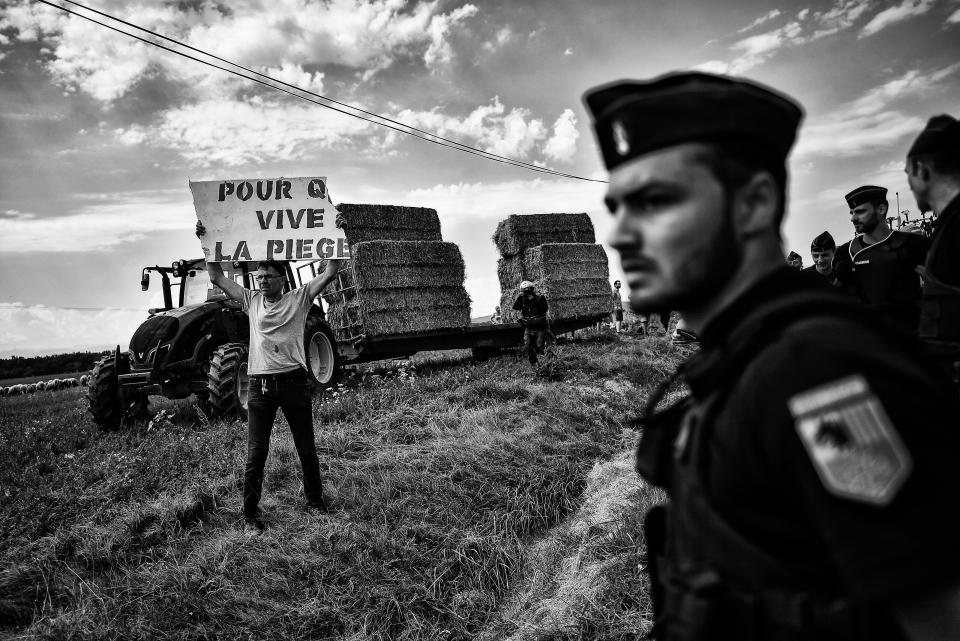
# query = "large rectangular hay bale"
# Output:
<box><xmin>328</xmin><ymin>288</ymin><xmax>472</xmax><ymax>339</ymax></box>
<box><xmin>492</xmin><ymin>213</ymin><xmax>595</xmax><ymax>257</ymax></box>
<box><xmin>499</xmin><ymin>278</ymin><xmax>613</xmax><ymax>323</ymax></box>
<box><xmin>324</xmin><ymin>241</ymin><xmax>465</xmax><ymax>294</ymax></box>
<box><xmin>336</xmin><ymin>204</ymin><xmax>442</xmax><ymax>246</ymax></box>
<box><xmin>522</xmin><ymin>243</ymin><xmax>609</xmax><ymax>281</ymax></box>
<box><xmin>322</xmin><ymin>240</ymin><xmax>471</xmax><ymax>339</ymax></box>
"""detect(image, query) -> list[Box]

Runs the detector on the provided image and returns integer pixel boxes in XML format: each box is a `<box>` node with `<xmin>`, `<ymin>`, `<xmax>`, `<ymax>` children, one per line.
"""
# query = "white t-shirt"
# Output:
<box><xmin>240</xmin><ymin>286</ymin><xmax>314</xmax><ymax>375</ymax></box>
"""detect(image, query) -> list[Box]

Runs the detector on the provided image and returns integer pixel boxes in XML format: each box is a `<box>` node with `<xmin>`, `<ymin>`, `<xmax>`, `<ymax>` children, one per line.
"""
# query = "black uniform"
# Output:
<box><xmin>833</xmin><ymin>231</ymin><xmax>929</xmax><ymax>329</ymax></box>
<box><xmin>638</xmin><ymin>268</ymin><xmax>960</xmax><ymax>641</ymax></box>
<box><xmin>919</xmin><ymin>194</ymin><xmax>960</xmax><ymax>340</ymax></box>
<box><xmin>800</xmin><ymin>264</ymin><xmax>838</xmax><ymax>287</ymax></box>
<box><xmin>513</xmin><ymin>292</ymin><xmax>549</xmax><ymax>364</ymax></box>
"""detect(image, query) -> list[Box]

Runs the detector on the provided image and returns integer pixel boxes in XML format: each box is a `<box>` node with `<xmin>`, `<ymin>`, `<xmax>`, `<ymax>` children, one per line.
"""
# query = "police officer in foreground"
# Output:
<box><xmin>802</xmin><ymin>231</ymin><xmax>839</xmax><ymax>287</ymax></box>
<box><xmin>833</xmin><ymin>185</ymin><xmax>929</xmax><ymax>330</ymax></box>
<box><xmin>584</xmin><ymin>71</ymin><xmax>960</xmax><ymax>641</ymax></box>
<box><xmin>905</xmin><ymin>114</ymin><xmax>960</xmax><ymax>383</ymax></box>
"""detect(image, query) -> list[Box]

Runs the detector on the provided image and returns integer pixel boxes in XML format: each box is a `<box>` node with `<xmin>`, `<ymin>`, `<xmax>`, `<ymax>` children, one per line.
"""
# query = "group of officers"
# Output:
<box><xmin>582</xmin><ymin>70</ymin><xmax>960</xmax><ymax>641</ymax></box>
<box><xmin>786</xmin><ymin>184</ymin><xmax>938</xmax><ymax>340</ymax></box>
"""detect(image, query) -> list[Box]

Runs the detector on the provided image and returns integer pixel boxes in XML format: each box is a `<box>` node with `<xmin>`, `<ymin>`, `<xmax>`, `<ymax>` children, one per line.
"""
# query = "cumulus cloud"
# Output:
<box><xmin>543</xmin><ymin>109</ymin><xmax>579</xmax><ymax>163</ymax></box>
<box><xmin>0</xmin><ymin>0</ymin><xmax>478</xmax><ymax>102</ymax></box>
<box><xmin>860</xmin><ymin>0</ymin><xmax>936</xmax><ymax>38</ymax></box>
<box><xmin>945</xmin><ymin>5</ymin><xmax>960</xmax><ymax>23</ymax></box>
<box><xmin>738</xmin><ymin>8</ymin><xmax>782</xmax><ymax>33</ymax></box>
<box><xmin>860</xmin><ymin>0</ymin><xmax>937</xmax><ymax>37</ymax></box>
<box><xmin>697</xmin><ymin>0</ymin><xmax>874</xmax><ymax>73</ymax></box>
<box><xmin>396</xmin><ymin>97</ymin><xmax>549</xmax><ymax>159</ymax></box>
<box><xmin>794</xmin><ymin>65</ymin><xmax>959</xmax><ymax>158</ymax></box>
<box><xmin>122</xmin><ymin>96</ymin><xmax>374</xmax><ymax>166</ymax></box>
<box><xmin>423</xmin><ymin>4</ymin><xmax>478</xmax><ymax>70</ymax></box>
<box><xmin>0</xmin><ymin>190</ymin><xmax>194</xmax><ymax>253</ymax></box>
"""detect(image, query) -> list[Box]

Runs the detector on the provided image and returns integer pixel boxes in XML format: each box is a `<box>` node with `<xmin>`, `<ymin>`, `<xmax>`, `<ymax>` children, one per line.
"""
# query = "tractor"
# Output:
<box><xmin>87</xmin><ymin>259</ymin><xmax>340</xmax><ymax>430</ymax></box>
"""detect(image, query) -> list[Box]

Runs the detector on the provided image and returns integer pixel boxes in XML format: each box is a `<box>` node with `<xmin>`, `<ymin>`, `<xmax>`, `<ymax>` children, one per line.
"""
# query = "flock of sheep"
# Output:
<box><xmin>0</xmin><ymin>375</ymin><xmax>89</xmax><ymax>397</ymax></box>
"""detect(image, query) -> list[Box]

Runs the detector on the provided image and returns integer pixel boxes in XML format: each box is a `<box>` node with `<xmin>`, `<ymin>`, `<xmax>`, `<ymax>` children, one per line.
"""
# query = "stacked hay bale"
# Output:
<box><xmin>494</xmin><ymin>214</ymin><xmax>612</xmax><ymax>323</ymax></box>
<box><xmin>323</xmin><ymin>204</ymin><xmax>471</xmax><ymax>340</ymax></box>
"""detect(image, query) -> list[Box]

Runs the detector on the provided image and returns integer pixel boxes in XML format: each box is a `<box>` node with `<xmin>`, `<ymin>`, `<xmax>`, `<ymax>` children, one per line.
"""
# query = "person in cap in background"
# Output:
<box><xmin>585</xmin><ymin>70</ymin><xmax>960</xmax><ymax>641</ymax></box>
<box><xmin>802</xmin><ymin>231</ymin><xmax>839</xmax><ymax>287</ymax></box>
<box><xmin>906</xmin><ymin>114</ymin><xmax>960</xmax><ymax>384</ymax></box>
<box><xmin>786</xmin><ymin>250</ymin><xmax>803</xmax><ymax>270</ymax></box>
<box><xmin>512</xmin><ymin>280</ymin><xmax>549</xmax><ymax>365</ymax></box>
<box><xmin>832</xmin><ymin>185</ymin><xmax>930</xmax><ymax>330</ymax></box>
<box><xmin>611</xmin><ymin>280</ymin><xmax>625</xmax><ymax>333</ymax></box>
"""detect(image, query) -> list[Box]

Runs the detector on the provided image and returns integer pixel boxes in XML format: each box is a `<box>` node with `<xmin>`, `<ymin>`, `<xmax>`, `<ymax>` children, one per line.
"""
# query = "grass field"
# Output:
<box><xmin>0</xmin><ymin>331</ymin><xmax>682</xmax><ymax>640</ymax></box>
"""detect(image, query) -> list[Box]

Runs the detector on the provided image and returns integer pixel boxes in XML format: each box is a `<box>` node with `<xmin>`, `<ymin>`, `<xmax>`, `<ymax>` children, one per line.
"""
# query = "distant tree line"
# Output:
<box><xmin>0</xmin><ymin>352</ymin><xmax>104</xmax><ymax>379</ymax></box>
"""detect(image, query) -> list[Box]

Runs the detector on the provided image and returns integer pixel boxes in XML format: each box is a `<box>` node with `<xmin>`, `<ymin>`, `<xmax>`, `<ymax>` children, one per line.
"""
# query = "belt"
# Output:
<box><xmin>250</xmin><ymin>368</ymin><xmax>306</xmax><ymax>381</ymax></box>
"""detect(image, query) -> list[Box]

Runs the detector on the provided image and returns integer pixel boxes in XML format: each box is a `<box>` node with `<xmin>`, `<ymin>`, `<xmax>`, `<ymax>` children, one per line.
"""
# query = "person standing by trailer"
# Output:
<box><xmin>513</xmin><ymin>280</ymin><xmax>549</xmax><ymax>365</ymax></box>
<box><xmin>833</xmin><ymin>185</ymin><xmax>929</xmax><ymax>330</ymax></box>
<box><xmin>611</xmin><ymin>280</ymin><xmax>625</xmax><ymax>333</ymax></box>
<box><xmin>905</xmin><ymin>114</ymin><xmax>960</xmax><ymax>384</ymax></box>
<box><xmin>197</xmin><ymin>222</ymin><xmax>342</xmax><ymax>532</ymax></box>
<box><xmin>584</xmin><ymin>69</ymin><xmax>960</xmax><ymax>641</ymax></box>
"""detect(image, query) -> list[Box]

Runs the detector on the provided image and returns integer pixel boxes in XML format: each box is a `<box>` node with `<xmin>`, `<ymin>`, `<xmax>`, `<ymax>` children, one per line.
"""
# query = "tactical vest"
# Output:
<box><xmin>636</xmin><ymin>290</ymin><xmax>943</xmax><ymax>641</ymax></box>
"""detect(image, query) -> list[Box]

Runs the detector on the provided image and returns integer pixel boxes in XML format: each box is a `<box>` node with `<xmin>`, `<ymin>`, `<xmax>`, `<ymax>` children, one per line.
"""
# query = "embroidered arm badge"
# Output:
<box><xmin>788</xmin><ymin>375</ymin><xmax>912</xmax><ymax>505</ymax></box>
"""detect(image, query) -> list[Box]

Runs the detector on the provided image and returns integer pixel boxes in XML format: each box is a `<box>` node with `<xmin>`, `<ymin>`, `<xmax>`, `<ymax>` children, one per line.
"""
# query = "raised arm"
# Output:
<box><xmin>196</xmin><ymin>222</ymin><xmax>245</xmax><ymax>302</ymax></box>
<box><xmin>305</xmin><ymin>258</ymin><xmax>344</xmax><ymax>300</ymax></box>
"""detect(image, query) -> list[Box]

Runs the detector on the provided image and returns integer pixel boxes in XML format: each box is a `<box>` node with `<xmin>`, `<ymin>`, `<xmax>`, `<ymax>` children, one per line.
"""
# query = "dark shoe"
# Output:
<box><xmin>243</xmin><ymin>511</ymin><xmax>266</xmax><ymax>533</ymax></box>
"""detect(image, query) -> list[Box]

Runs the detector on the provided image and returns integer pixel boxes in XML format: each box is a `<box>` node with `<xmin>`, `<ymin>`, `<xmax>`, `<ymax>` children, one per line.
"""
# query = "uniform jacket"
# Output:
<box><xmin>833</xmin><ymin>230</ymin><xmax>929</xmax><ymax>329</ymax></box>
<box><xmin>919</xmin><ymin>194</ymin><xmax>960</xmax><ymax>341</ymax></box>
<box><xmin>637</xmin><ymin>267</ymin><xmax>960</xmax><ymax>641</ymax></box>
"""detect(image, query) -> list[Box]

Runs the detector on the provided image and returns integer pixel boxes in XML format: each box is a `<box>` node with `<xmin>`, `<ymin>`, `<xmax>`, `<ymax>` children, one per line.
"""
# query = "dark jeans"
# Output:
<box><xmin>243</xmin><ymin>369</ymin><xmax>323</xmax><ymax>516</ymax></box>
<box><xmin>524</xmin><ymin>328</ymin><xmax>547</xmax><ymax>364</ymax></box>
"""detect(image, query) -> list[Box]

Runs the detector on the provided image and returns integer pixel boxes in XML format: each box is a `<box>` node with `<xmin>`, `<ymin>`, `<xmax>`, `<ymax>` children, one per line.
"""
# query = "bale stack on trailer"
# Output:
<box><xmin>323</xmin><ymin>204</ymin><xmax>471</xmax><ymax>341</ymax></box>
<box><xmin>493</xmin><ymin>213</ymin><xmax>613</xmax><ymax>323</ymax></box>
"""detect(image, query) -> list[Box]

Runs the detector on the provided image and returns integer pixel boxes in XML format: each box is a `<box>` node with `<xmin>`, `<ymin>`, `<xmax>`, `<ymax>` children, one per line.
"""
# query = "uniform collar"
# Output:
<box><xmin>683</xmin><ymin>267</ymin><xmax>814</xmax><ymax>397</ymax></box>
<box><xmin>696</xmin><ymin>267</ymin><xmax>799</xmax><ymax>347</ymax></box>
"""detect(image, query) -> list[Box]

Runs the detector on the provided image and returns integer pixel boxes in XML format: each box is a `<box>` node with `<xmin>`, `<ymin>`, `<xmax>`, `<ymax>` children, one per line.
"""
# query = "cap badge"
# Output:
<box><xmin>612</xmin><ymin>120</ymin><xmax>630</xmax><ymax>156</ymax></box>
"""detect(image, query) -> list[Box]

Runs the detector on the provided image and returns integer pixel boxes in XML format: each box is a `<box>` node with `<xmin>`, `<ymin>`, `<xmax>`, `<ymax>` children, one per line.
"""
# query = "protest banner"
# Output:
<box><xmin>190</xmin><ymin>177</ymin><xmax>350</xmax><ymax>262</ymax></box>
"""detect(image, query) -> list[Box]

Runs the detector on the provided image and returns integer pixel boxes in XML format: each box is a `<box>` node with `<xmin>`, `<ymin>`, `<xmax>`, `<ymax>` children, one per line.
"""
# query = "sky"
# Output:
<box><xmin>1</xmin><ymin>0</ymin><xmax>959</xmax><ymax>356</ymax></box>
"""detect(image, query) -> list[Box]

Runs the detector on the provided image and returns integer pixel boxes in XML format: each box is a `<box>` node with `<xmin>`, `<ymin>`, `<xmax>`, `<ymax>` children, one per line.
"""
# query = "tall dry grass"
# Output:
<box><xmin>0</xmin><ymin>332</ymin><xmax>684</xmax><ymax>639</ymax></box>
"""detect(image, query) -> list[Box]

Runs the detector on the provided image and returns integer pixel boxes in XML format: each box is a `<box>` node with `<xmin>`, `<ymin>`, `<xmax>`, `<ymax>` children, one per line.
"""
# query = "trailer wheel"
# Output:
<box><xmin>88</xmin><ymin>353</ymin><xmax>128</xmax><ymax>431</ymax></box>
<box><xmin>206</xmin><ymin>343</ymin><xmax>249</xmax><ymax>418</ymax></box>
<box><xmin>305</xmin><ymin>318</ymin><xmax>340</xmax><ymax>389</ymax></box>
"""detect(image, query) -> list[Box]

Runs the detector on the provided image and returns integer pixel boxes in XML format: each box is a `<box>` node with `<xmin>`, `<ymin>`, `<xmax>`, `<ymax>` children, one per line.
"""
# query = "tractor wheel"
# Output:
<box><xmin>305</xmin><ymin>317</ymin><xmax>340</xmax><ymax>390</ymax></box>
<box><xmin>206</xmin><ymin>343</ymin><xmax>249</xmax><ymax>418</ymax></box>
<box><xmin>87</xmin><ymin>353</ymin><xmax>127</xmax><ymax>431</ymax></box>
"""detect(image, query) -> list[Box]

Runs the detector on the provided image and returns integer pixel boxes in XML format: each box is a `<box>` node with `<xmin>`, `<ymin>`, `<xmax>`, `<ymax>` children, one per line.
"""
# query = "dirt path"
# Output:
<box><xmin>478</xmin><ymin>447</ymin><xmax>665</xmax><ymax>640</ymax></box>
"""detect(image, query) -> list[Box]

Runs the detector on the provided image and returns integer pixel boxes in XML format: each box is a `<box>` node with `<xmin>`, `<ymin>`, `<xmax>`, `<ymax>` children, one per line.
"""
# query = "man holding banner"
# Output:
<box><xmin>192</xmin><ymin>176</ymin><xmax>349</xmax><ymax>532</ymax></box>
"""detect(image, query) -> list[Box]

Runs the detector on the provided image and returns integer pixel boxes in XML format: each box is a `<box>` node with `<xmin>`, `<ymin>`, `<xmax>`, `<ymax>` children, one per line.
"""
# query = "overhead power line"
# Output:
<box><xmin>37</xmin><ymin>0</ymin><xmax>606</xmax><ymax>184</ymax></box>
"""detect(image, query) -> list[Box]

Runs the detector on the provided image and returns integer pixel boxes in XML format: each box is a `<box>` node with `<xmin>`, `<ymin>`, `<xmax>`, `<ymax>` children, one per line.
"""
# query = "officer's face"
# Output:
<box><xmin>606</xmin><ymin>143</ymin><xmax>741</xmax><ymax>313</ymax></box>
<box><xmin>811</xmin><ymin>249</ymin><xmax>834</xmax><ymax>274</ymax></box>
<box><xmin>849</xmin><ymin>202</ymin><xmax>884</xmax><ymax>234</ymax></box>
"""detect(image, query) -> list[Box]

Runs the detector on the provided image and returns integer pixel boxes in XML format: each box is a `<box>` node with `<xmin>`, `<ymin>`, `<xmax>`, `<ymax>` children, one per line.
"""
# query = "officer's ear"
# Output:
<box><xmin>733</xmin><ymin>171</ymin><xmax>779</xmax><ymax>239</ymax></box>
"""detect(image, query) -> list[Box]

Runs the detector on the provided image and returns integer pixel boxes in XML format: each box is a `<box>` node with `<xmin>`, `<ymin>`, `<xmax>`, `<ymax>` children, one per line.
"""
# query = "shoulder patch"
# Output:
<box><xmin>788</xmin><ymin>375</ymin><xmax>912</xmax><ymax>506</ymax></box>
